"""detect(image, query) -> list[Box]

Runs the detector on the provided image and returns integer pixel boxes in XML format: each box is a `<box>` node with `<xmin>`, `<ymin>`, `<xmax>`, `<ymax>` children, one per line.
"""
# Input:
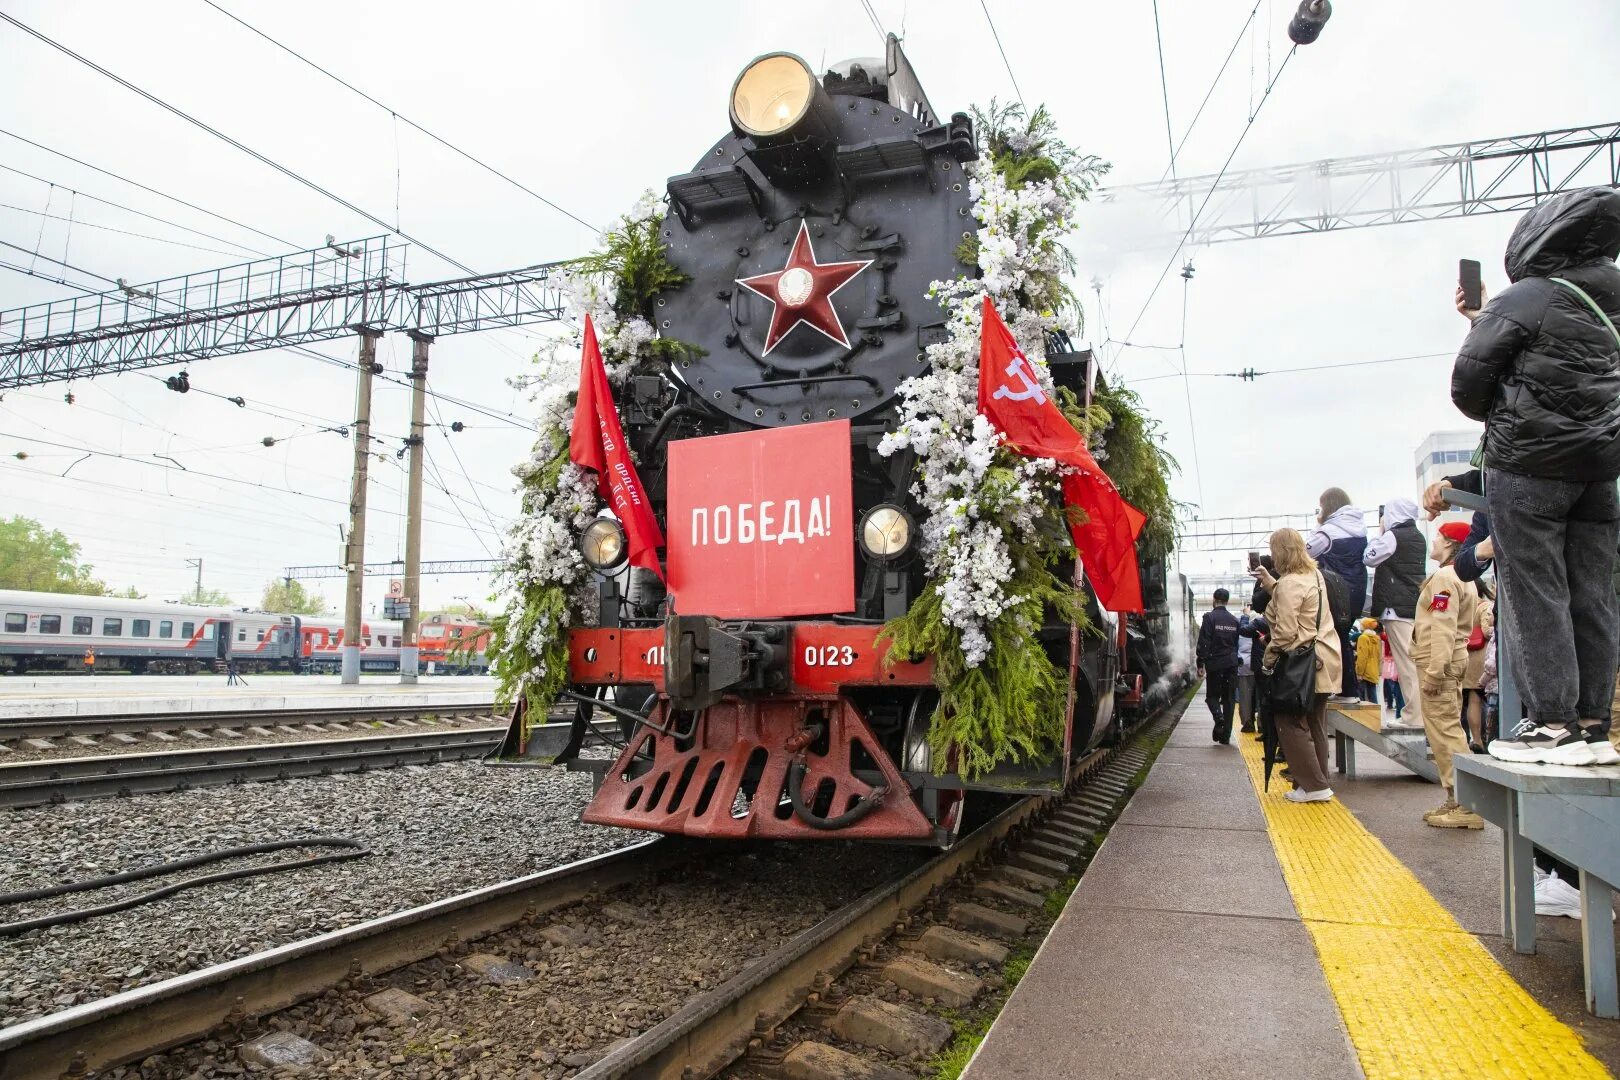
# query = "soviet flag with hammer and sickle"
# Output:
<box><xmin>975</xmin><ymin>296</ymin><xmax>1146</xmax><ymax>613</ymax></box>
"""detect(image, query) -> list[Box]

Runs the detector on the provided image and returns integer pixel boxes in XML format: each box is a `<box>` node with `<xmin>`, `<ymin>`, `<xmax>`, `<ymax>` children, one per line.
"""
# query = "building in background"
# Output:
<box><xmin>1413</xmin><ymin>429</ymin><xmax>1480</xmax><ymax>531</ymax></box>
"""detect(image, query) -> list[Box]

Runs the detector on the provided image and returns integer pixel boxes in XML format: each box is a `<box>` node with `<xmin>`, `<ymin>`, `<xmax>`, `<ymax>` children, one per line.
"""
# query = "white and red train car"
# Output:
<box><xmin>0</xmin><ymin>590</ymin><xmax>489</xmax><ymax>675</ymax></box>
<box><xmin>0</xmin><ymin>590</ymin><xmax>298</xmax><ymax>673</ymax></box>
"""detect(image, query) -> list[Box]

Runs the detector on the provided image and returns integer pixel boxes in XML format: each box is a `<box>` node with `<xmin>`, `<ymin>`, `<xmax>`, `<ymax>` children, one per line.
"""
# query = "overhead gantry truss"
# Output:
<box><xmin>0</xmin><ymin>235</ymin><xmax>572</xmax><ymax>388</ymax></box>
<box><xmin>1105</xmin><ymin>121</ymin><xmax>1620</xmax><ymax>245</ymax></box>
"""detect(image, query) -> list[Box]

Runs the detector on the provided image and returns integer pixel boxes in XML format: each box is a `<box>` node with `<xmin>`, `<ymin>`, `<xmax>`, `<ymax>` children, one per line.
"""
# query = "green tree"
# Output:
<box><xmin>261</xmin><ymin>579</ymin><xmax>330</xmax><ymax>615</ymax></box>
<box><xmin>109</xmin><ymin>585</ymin><xmax>147</xmax><ymax>599</ymax></box>
<box><xmin>0</xmin><ymin>516</ymin><xmax>109</xmax><ymax>595</ymax></box>
<box><xmin>184</xmin><ymin>586</ymin><xmax>236</xmax><ymax>606</ymax></box>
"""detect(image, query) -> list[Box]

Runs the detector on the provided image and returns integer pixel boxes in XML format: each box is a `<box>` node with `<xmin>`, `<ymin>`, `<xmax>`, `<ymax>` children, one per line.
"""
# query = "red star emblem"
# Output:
<box><xmin>735</xmin><ymin>222</ymin><xmax>872</xmax><ymax>355</ymax></box>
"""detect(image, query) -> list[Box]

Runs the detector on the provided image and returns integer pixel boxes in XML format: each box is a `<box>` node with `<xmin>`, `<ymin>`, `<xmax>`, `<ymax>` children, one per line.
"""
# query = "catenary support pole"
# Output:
<box><xmin>341</xmin><ymin>331</ymin><xmax>380</xmax><ymax>685</ymax></box>
<box><xmin>399</xmin><ymin>332</ymin><xmax>432</xmax><ymax>684</ymax></box>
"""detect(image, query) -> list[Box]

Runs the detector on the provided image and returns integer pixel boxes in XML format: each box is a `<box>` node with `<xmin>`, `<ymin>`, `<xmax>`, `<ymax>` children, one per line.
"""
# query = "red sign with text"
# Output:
<box><xmin>667</xmin><ymin>421</ymin><xmax>854</xmax><ymax>619</ymax></box>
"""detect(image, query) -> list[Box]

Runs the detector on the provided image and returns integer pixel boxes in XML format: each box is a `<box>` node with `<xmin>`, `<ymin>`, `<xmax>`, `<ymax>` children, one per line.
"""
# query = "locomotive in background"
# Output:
<box><xmin>547</xmin><ymin>39</ymin><xmax>1191</xmax><ymax>845</ymax></box>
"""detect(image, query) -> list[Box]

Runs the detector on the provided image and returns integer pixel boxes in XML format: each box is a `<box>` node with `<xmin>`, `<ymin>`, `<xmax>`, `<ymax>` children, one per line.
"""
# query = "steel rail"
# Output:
<box><xmin>577</xmin><ymin>704</ymin><xmax>1181</xmax><ymax>1079</ymax></box>
<box><xmin>0</xmin><ymin>839</ymin><xmax>681</xmax><ymax>1080</ymax></box>
<box><xmin>0</xmin><ymin>728</ymin><xmax>506</xmax><ymax>808</ymax></box>
<box><xmin>0</xmin><ymin>697</ymin><xmax>1182</xmax><ymax>1079</ymax></box>
<box><xmin>0</xmin><ymin>703</ymin><xmax>498</xmax><ymax>741</ymax></box>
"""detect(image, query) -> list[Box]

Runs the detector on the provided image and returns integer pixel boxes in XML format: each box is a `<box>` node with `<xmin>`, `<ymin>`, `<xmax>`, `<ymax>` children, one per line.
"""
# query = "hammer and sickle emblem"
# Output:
<box><xmin>992</xmin><ymin>353</ymin><xmax>1048</xmax><ymax>405</ymax></box>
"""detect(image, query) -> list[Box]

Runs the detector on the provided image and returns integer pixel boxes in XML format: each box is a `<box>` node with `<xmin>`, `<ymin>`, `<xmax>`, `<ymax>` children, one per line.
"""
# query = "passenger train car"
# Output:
<box><xmin>0</xmin><ymin>590</ymin><xmax>296</xmax><ymax>673</ymax></box>
<box><xmin>0</xmin><ymin>590</ymin><xmax>491</xmax><ymax>674</ymax></box>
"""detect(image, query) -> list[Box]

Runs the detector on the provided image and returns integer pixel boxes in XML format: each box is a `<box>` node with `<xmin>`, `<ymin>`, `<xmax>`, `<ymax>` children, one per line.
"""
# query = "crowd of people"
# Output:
<box><xmin>1195</xmin><ymin>186</ymin><xmax>1620</xmax><ymax>839</ymax></box>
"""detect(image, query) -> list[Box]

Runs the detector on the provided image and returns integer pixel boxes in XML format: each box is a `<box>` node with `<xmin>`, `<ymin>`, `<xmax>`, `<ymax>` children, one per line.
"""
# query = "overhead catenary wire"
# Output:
<box><xmin>1176</xmin><ymin>273</ymin><xmax>1204</xmax><ymax>510</ymax></box>
<box><xmin>198</xmin><ymin>0</ymin><xmax>597</xmax><ymax>236</ymax></box>
<box><xmin>1124</xmin><ymin>350</ymin><xmax>1457</xmax><ymax>385</ymax></box>
<box><xmin>0</xmin><ymin>12</ymin><xmax>481</xmax><ymax>279</ymax></box>
<box><xmin>0</xmin><ymin>238</ymin><xmax>523</xmax><ymax>447</ymax></box>
<box><xmin>0</xmin><ymin>126</ymin><xmax>294</xmax><ymax>250</ymax></box>
<box><xmin>1151</xmin><ymin>0</ymin><xmax>1178</xmax><ymax>181</ymax></box>
<box><xmin>0</xmin><ymin>430</ymin><xmax>503</xmax><ymax>538</ymax></box>
<box><xmin>1155</xmin><ymin>0</ymin><xmax>1263</xmax><ymax>185</ymax></box>
<box><xmin>856</xmin><ymin>0</ymin><xmax>887</xmax><ymax>41</ymax></box>
<box><xmin>0</xmin><ymin>161</ymin><xmax>271</xmax><ymax>258</ymax></box>
<box><xmin>1113</xmin><ymin>44</ymin><xmax>1300</xmax><ymax>378</ymax></box>
<box><xmin>427</xmin><ymin>392</ymin><xmax>505</xmax><ymax>538</ymax></box>
<box><xmin>978</xmin><ymin>0</ymin><xmax>1026</xmax><ymax>108</ymax></box>
<box><xmin>0</xmin><ymin>201</ymin><xmax>251</xmax><ymax>258</ymax></box>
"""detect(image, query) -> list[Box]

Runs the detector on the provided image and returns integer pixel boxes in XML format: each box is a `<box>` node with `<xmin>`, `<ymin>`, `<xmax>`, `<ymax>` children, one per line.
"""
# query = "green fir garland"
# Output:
<box><xmin>880</xmin><ymin>103</ymin><xmax>1174</xmax><ymax>779</ymax></box>
<box><xmin>488</xmin><ymin>201</ymin><xmax>692</xmax><ymax>727</ymax></box>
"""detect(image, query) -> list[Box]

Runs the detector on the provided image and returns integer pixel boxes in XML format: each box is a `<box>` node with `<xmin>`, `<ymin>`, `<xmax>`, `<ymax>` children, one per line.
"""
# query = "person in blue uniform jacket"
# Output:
<box><xmin>1197</xmin><ymin>588</ymin><xmax>1243</xmax><ymax>744</ymax></box>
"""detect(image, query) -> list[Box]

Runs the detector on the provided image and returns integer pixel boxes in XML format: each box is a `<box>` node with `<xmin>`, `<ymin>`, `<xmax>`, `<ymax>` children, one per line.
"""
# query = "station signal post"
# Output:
<box><xmin>399</xmin><ymin>331</ymin><xmax>432</xmax><ymax>684</ymax></box>
<box><xmin>341</xmin><ymin>332</ymin><xmax>380</xmax><ymax>684</ymax></box>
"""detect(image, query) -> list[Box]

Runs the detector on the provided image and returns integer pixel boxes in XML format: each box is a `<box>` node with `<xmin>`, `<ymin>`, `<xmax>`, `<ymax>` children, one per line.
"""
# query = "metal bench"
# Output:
<box><xmin>1455</xmin><ymin>755</ymin><xmax>1620</xmax><ymax>1018</ymax></box>
<box><xmin>1325</xmin><ymin>707</ymin><xmax>1439</xmax><ymax>783</ymax></box>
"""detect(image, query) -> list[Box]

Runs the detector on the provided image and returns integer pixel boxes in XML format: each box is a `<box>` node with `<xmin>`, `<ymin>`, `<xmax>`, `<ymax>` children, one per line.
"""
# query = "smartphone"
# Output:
<box><xmin>1247</xmin><ymin>551</ymin><xmax>1261</xmax><ymax>572</ymax></box>
<box><xmin>1459</xmin><ymin>258</ymin><xmax>1483</xmax><ymax>310</ymax></box>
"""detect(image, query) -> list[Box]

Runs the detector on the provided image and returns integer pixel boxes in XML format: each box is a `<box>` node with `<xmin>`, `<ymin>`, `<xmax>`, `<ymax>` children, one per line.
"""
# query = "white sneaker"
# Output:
<box><xmin>1535</xmin><ymin>872</ymin><xmax>1583</xmax><ymax>919</ymax></box>
<box><xmin>1284</xmin><ymin>787</ymin><xmax>1334</xmax><ymax>803</ymax></box>
<box><xmin>1328</xmin><ymin>694</ymin><xmax>1360</xmax><ymax>706</ymax></box>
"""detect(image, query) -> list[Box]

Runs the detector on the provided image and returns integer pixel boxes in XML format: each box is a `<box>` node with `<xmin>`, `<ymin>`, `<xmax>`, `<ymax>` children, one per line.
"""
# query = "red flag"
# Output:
<box><xmin>569</xmin><ymin>316</ymin><xmax>667</xmax><ymax>582</ymax></box>
<box><xmin>976</xmin><ymin>296</ymin><xmax>1145</xmax><ymax>612</ymax></box>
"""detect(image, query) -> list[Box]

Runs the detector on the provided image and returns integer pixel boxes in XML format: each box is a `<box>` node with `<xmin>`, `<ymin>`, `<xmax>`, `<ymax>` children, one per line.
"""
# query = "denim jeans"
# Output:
<box><xmin>1486</xmin><ymin>469</ymin><xmax>1619</xmax><ymax>727</ymax></box>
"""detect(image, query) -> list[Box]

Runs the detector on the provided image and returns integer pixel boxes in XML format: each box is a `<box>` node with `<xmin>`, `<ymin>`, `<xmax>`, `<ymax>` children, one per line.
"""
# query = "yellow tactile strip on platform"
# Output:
<box><xmin>1236</xmin><ymin>733</ymin><xmax>1610</xmax><ymax>1079</ymax></box>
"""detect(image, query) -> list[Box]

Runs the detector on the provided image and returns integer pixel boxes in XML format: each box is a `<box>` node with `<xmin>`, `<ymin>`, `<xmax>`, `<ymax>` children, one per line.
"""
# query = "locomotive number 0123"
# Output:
<box><xmin>802</xmin><ymin>644</ymin><xmax>856</xmax><ymax>667</ymax></box>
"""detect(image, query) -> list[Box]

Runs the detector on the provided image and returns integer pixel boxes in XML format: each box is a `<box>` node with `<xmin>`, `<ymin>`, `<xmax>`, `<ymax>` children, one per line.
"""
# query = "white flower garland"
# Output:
<box><xmin>876</xmin><ymin>160</ymin><xmax>1086</xmax><ymax>666</ymax></box>
<box><xmin>496</xmin><ymin>193</ymin><xmax>668</xmax><ymax>699</ymax></box>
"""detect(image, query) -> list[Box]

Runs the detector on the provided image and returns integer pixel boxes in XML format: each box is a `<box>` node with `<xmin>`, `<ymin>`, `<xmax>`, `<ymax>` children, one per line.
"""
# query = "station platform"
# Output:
<box><xmin>965</xmin><ymin>701</ymin><xmax>1620</xmax><ymax>1079</ymax></box>
<box><xmin>0</xmin><ymin>673</ymin><xmax>498</xmax><ymax>718</ymax></box>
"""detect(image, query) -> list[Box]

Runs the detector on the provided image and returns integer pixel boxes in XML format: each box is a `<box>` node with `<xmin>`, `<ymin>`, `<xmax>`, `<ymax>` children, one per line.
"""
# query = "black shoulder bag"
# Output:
<box><xmin>1268</xmin><ymin>573</ymin><xmax>1323</xmax><ymax>715</ymax></box>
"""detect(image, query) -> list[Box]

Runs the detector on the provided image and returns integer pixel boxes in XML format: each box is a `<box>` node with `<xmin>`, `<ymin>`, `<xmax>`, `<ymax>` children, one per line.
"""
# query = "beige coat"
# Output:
<box><xmin>1263</xmin><ymin>569</ymin><xmax>1344</xmax><ymax>694</ymax></box>
<box><xmin>1412</xmin><ymin>563</ymin><xmax>1478</xmax><ymax>688</ymax></box>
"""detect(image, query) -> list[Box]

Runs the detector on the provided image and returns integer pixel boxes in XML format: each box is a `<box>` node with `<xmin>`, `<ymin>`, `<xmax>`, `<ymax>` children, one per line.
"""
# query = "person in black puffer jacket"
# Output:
<box><xmin>1451</xmin><ymin>185</ymin><xmax>1620</xmax><ymax>766</ymax></box>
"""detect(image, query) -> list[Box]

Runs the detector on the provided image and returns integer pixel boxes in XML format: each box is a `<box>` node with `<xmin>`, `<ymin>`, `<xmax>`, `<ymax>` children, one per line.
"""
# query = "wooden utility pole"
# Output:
<box><xmin>342</xmin><ymin>331</ymin><xmax>380</xmax><ymax>684</ymax></box>
<box><xmin>399</xmin><ymin>331</ymin><xmax>432</xmax><ymax>684</ymax></box>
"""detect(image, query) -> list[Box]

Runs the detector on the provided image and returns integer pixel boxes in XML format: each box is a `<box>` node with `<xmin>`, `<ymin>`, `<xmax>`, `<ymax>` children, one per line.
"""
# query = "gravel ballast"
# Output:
<box><xmin>0</xmin><ymin>762</ymin><xmax>633</xmax><ymax>1028</ymax></box>
<box><xmin>99</xmin><ymin>840</ymin><xmax>922</xmax><ymax>1079</ymax></box>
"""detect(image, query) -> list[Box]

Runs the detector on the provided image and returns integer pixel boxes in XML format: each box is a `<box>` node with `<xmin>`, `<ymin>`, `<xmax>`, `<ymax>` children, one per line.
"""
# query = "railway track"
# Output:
<box><xmin>0</xmin><ymin>728</ymin><xmax>507</xmax><ymax>808</ymax></box>
<box><xmin>0</xmin><ymin>703</ymin><xmax>498</xmax><ymax>744</ymax></box>
<box><xmin>0</xmin><ymin>692</ymin><xmax>1188</xmax><ymax>1079</ymax></box>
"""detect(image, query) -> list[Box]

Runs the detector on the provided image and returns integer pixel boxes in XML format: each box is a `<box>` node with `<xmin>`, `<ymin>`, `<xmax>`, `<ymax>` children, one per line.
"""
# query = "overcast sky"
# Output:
<box><xmin>1</xmin><ymin>0</ymin><xmax>1617</xmax><ymax>608</ymax></box>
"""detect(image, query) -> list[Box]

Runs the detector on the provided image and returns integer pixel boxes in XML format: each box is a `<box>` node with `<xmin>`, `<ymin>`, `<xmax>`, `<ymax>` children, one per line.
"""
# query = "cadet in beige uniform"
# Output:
<box><xmin>1412</xmin><ymin>521</ymin><xmax>1481</xmax><ymax>828</ymax></box>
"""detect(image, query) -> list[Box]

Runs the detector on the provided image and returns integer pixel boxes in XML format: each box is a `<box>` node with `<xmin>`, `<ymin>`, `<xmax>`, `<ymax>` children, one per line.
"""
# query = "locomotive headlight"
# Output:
<box><xmin>580</xmin><ymin>518</ymin><xmax>628</xmax><ymax>571</ymax></box>
<box><xmin>730</xmin><ymin>53</ymin><xmax>816</xmax><ymax>138</ymax></box>
<box><xmin>859</xmin><ymin>504</ymin><xmax>913</xmax><ymax>560</ymax></box>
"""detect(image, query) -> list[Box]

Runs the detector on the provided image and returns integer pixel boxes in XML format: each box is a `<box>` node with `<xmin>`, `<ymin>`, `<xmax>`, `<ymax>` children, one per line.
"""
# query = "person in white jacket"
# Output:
<box><xmin>1365</xmin><ymin>497</ymin><xmax>1428</xmax><ymax>730</ymax></box>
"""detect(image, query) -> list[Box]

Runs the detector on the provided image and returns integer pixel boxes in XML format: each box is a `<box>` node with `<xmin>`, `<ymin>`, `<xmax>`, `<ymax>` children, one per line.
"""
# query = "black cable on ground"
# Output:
<box><xmin>0</xmin><ymin>837</ymin><xmax>370</xmax><ymax>937</ymax></box>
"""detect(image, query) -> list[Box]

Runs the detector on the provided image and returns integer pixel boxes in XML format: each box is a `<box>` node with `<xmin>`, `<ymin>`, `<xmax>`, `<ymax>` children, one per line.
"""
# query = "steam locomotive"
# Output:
<box><xmin>550</xmin><ymin>39</ymin><xmax>1192</xmax><ymax>845</ymax></box>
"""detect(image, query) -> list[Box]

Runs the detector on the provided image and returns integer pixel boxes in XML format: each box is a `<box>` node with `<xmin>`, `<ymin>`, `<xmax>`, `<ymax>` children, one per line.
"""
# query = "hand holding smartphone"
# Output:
<box><xmin>1459</xmin><ymin>258</ymin><xmax>1483</xmax><ymax>312</ymax></box>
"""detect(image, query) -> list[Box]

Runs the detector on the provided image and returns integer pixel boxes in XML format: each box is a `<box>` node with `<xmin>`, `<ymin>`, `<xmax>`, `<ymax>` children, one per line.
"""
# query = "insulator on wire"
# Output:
<box><xmin>262</xmin><ymin>437</ymin><xmax>276</xmax><ymax>447</ymax></box>
<box><xmin>450</xmin><ymin>421</ymin><xmax>465</xmax><ymax>433</ymax></box>
<box><xmin>229</xmin><ymin>396</ymin><xmax>246</xmax><ymax>408</ymax></box>
<box><xmin>1288</xmin><ymin>0</ymin><xmax>1331</xmax><ymax>45</ymax></box>
<box><xmin>165</xmin><ymin>371</ymin><xmax>191</xmax><ymax>394</ymax></box>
